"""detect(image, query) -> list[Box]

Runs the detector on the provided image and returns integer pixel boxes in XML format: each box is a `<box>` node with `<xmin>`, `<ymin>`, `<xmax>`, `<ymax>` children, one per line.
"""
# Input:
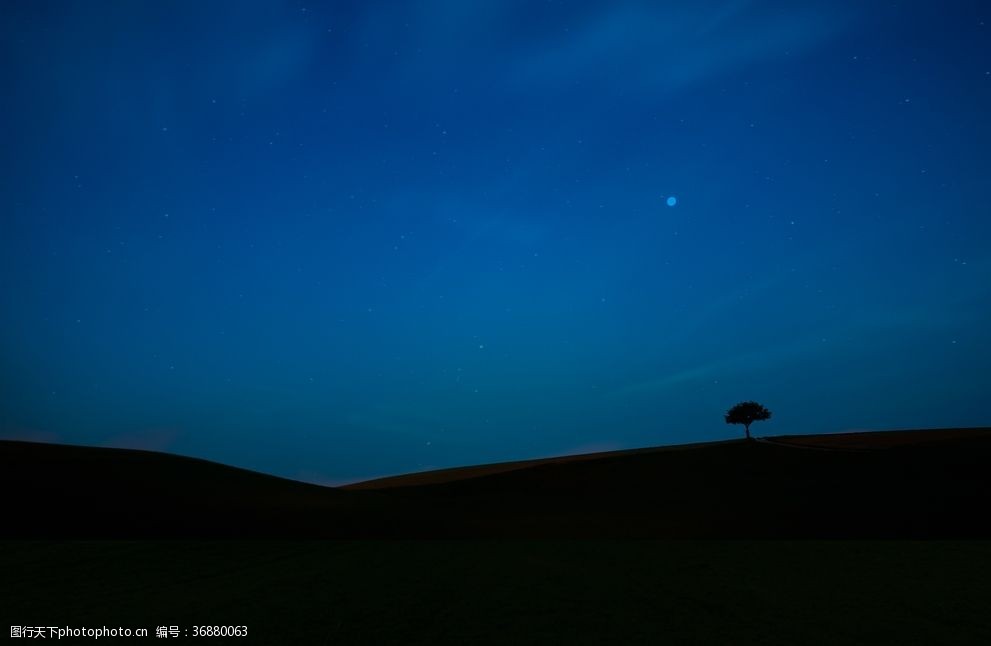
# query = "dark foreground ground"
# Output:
<box><xmin>3</xmin><ymin>429</ymin><xmax>991</xmax><ymax>643</ymax></box>
<box><xmin>3</xmin><ymin>540</ymin><xmax>991</xmax><ymax>645</ymax></box>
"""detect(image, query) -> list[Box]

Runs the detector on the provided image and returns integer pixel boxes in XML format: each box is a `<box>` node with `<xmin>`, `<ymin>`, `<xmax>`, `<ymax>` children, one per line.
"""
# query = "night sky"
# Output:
<box><xmin>2</xmin><ymin>1</ymin><xmax>989</xmax><ymax>484</ymax></box>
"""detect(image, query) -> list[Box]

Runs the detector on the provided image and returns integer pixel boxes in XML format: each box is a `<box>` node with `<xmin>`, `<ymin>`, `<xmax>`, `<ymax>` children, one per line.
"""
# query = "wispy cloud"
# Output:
<box><xmin>510</xmin><ymin>2</ymin><xmax>854</xmax><ymax>93</ymax></box>
<box><xmin>360</xmin><ymin>1</ymin><xmax>856</xmax><ymax>99</ymax></box>
<box><xmin>604</xmin><ymin>339</ymin><xmax>802</xmax><ymax>400</ymax></box>
<box><xmin>606</xmin><ymin>290</ymin><xmax>981</xmax><ymax>403</ymax></box>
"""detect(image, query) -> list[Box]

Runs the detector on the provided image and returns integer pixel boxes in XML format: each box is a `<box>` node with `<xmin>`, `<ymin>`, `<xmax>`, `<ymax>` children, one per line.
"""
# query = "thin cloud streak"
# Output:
<box><xmin>509</xmin><ymin>2</ymin><xmax>856</xmax><ymax>94</ymax></box>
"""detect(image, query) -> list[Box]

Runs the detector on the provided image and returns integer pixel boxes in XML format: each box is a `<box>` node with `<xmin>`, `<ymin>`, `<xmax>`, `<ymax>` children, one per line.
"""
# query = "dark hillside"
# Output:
<box><xmin>3</xmin><ymin>428</ymin><xmax>990</xmax><ymax>538</ymax></box>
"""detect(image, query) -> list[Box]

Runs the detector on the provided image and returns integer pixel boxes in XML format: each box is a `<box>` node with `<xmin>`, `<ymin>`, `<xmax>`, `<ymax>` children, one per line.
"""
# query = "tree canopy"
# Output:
<box><xmin>724</xmin><ymin>401</ymin><xmax>772</xmax><ymax>440</ymax></box>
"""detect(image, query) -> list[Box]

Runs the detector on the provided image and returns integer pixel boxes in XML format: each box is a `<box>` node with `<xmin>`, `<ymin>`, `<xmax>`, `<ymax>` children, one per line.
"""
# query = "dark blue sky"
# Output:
<box><xmin>2</xmin><ymin>1</ymin><xmax>989</xmax><ymax>484</ymax></box>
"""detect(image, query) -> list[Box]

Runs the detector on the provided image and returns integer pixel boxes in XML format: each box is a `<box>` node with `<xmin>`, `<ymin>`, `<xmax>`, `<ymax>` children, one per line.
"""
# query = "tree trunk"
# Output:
<box><xmin>745</xmin><ymin>424</ymin><xmax>751</xmax><ymax>440</ymax></box>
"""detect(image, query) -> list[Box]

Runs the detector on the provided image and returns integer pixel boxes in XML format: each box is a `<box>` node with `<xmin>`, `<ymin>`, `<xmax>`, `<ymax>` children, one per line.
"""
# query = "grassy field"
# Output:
<box><xmin>3</xmin><ymin>540</ymin><xmax>991</xmax><ymax>645</ymax></box>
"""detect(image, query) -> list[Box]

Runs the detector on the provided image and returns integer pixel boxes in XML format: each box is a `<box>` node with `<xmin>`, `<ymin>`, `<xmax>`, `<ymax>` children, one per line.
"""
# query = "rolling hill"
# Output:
<box><xmin>3</xmin><ymin>427</ymin><xmax>990</xmax><ymax>538</ymax></box>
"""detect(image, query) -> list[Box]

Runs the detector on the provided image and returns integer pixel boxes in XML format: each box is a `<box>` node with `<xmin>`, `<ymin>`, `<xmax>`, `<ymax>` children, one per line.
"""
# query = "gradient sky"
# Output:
<box><xmin>2</xmin><ymin>1</ymin><xmax>989</xmax><ymax>484</ymax></box>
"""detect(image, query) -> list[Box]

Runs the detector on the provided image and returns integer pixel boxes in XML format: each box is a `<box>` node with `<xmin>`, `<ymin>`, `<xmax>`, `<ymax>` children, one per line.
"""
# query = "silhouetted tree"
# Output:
<box><xmin>724</xmin><ymin>401</ymin><xmax>772</xmax><ymax>440</ymax></box>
